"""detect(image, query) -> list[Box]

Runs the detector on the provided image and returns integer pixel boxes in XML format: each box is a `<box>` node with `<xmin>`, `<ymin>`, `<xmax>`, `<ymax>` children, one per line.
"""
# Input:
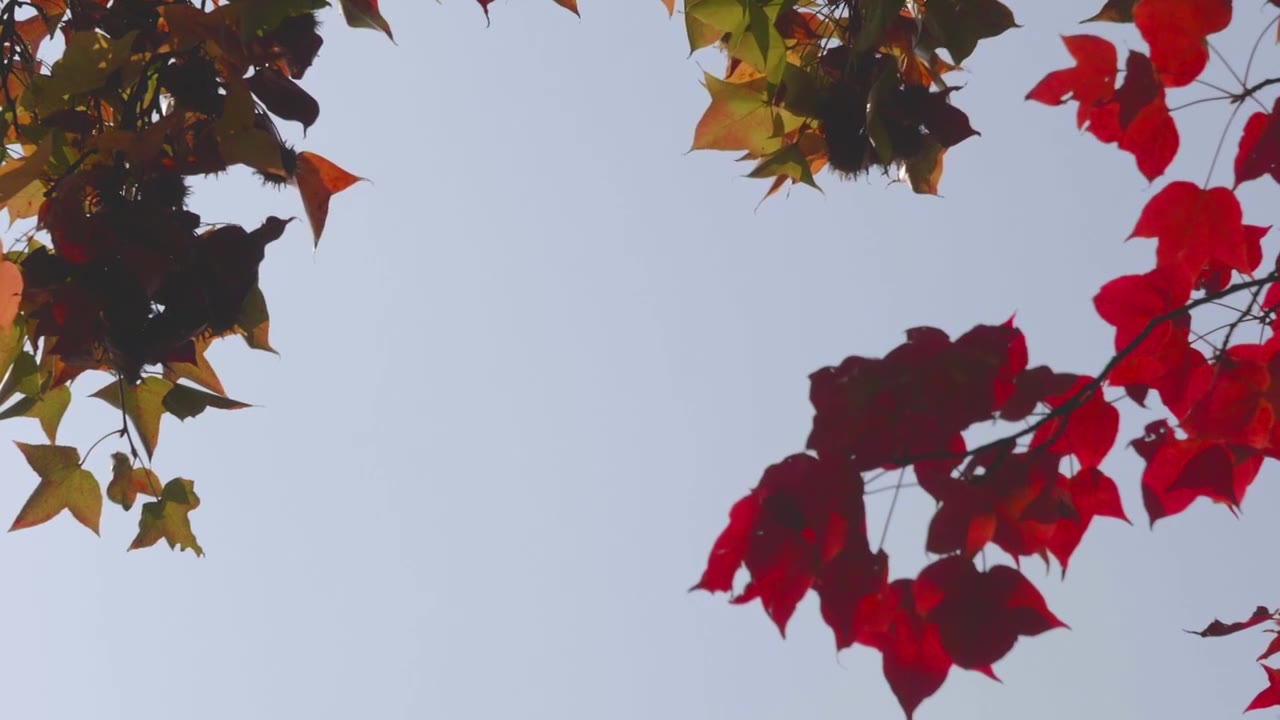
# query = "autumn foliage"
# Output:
<box><xmin>680</xmin><ymin>0</ymin><xmax>1280</xmax><ymax>716</ymax></box>
<box><xmin>5</xmin><ymin>0</ymin><xmax>1280</xmax><ymax>717</ymax></box>
<box><xmin>0</xmin><ymin>0</ymin><xmax>394</xmax><ymax>555</ymax></box>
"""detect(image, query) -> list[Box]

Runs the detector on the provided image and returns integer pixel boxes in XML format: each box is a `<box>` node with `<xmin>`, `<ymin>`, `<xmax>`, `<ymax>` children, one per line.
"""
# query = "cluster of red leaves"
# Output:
<box><xmin>1187</xmin><ymin>606</ymin><xmax>1280</xmax><ymax>712</ymax></box>
<box><xmin>695</xmin><ymin>0</ymin><xmax>1280</xmax><ymax>715</ymax></box>
<box><xmin>0</xmin><ymin>0</ymin><xmax>390</xmax><ymax>552</ymax></box>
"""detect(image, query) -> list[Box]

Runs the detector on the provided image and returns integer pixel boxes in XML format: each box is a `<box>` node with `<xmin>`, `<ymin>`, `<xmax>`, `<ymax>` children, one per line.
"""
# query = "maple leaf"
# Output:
<box><xmin>1026</xmin><ymin>35</ymin><xmax>1117</xmax><ymax>131</ymax></box>
<box><xmin>0</xmin><ymin>385</ymin><xmax>72</xmax><ymax>442</ymax></box>
<box><xmin>162</xmin><ymin>383</ymin><xmax>251</xmax><ymax>420</ymax></box>
<box><xmin>130</xmin><ymin>477</ymin><xmax>203</xmax><ymax>556</ymax></box>
<box><xmin>339</xmin><ymin>0</ymin><xmax>394</xmax><ymax>42</ymax></box>
<box><xmin>1093</xmin><ymin>266</ymin><xmax>1193</xmax><ymax>385</ymax></box>
<box><xmin>1235</xmin><ymin>98</ymin><xmax>1280</xmax><ymax>187</ymax></box>
<box><xmin>1133</xmin><ymin>421</ymin><xmax>1261</xmax><ymax>524</ymax></box>
<box><xmin>692</xmin><ymin>74</ymin><xmax>793</xmax><ymax>157</ymax></box>
<box><xmin>552</xmin><ymin>0</ymin><xmax>579</xmax><ymax>15</ymax></box>
<box><xmin>105</xmin><ymin>452</ymin><xmax>161</xmax><ymax>512</ymax></box>
<box><xmin>918</xmin><ymin>0</ymin><xmax>1019</xmax><ymax>65</ymax></box>
<box><xmin>1132</xmin><ymin>0</ymin><xmax>1230</xmax><ymax>88</ymax></box>
<box><xmin>807</xmin><ymin>323</ymin><xmax>1026</xmax><ymax>469</ymax></box>
<box><xmin>1260</xmin><ymin>631</ymin><xmax>1280</xmax><ymax>662</ymax></box>
<box><xmin>858</xmin><ymin>579</ymin><xmax>952</xmax><ymax>719</ymax></box>
<box><xmin>1030</xmin><ymin>376</ymin><xmax>1119</xmax><ymax>469</ymax></box>
<box><xmin>90</xmin><ymin>377</ymin><xmax>172</xmax><ymax>459</ymax></box>
<box><xmin>1247</xmin><ymin>665</ymin><xmax>1280</xmax><ymax>712</ymax></box>
<box><xmin>1110</xmin><ymin>52</ymin><xmax>1178</xmax><ymax>180</ymax></box>
<box><xmin>1180</xmin><ymin>352</ymin><xmax>1274</xmax><ymax>449</ymax></box>
<box><xmin>1045</xmin><ymin>468</ymin><xmax>1130</xmax><ymax>573</ymax></box>
<box><xmin>1188</xmin><ymin>606</ymin><xmax>1275</xmax><ymax>637</ymax></box>
<box><xmin>914</xmin><ymin>557</ymin><xmax>1066</xmax><ymax>669</ymax></box>
<box><xmin>9</xmin><ymin>441</ymin><xmax>101</xmax><ymax>535</ymax></box>
<box><xmin>693</xmin><ymin>453</ymin><xmax>870</xmax><ymax>638</ymax></box>
<box><xmin>294</xmin><ymin>151</ymin><xmax>363</xmax><ymax>246</ymax></box>
<box><xmin>1129</xmin><ymin>182</ymin><xmax>1254</xmax><ymax>286</ymax></box>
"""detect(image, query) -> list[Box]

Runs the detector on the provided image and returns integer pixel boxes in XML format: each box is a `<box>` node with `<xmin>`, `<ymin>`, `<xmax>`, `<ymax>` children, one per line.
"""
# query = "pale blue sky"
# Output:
<box><xmin>0</xmin><ymin>2</ymin><xmax>1277</xmax><ymax>719</ymax></box>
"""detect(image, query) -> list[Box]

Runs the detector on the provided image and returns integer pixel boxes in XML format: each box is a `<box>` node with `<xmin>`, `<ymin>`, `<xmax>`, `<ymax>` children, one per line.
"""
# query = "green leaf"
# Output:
<box><xmin>692</xmin><ymin>74</ymin><xmax>793</xmax><ymax>156</ymax></box>
<box><xmin>747</xmin><ymin>143</ymin><xmax>818</xmax><ymax>187</ymax></box>
<box><xmin>23</xmin><ymin>31</ymin><xmax>139</xmax><ymax>115</ymax></box>
<box><xmin>106</xmin><ymin>452</ymin><xmax>161</xmax><ymax>512</ymax></box>
<box><xmin>131</xmin><ymin>478</ymin><xmax>203</xmax><ymax>557</ymax></box>
<box><xmin>920</xmin><ymin>0</ymin><xmax>1018</xmax><ymax>65</ymax></box>
<box><xmin>90</xmin><ymin>377</ymin><xmax>173</xmax><ymax>460</ymax></box>
<box><xmin>854</xmin><ymin>0</ymin><xmax>905</xmax><ymax>52</ymax></box>
<box><xmin>10</xmin><ymin>442</ymin><xmax>101</xmax><ymax>535</ymax></box>
<box><xmin>230</xmin><ymin>0</ymin><xmax>329</xmax><ymax>40</ymax></box>
<box><xmin>0</xmin><ymin>351</ymin><xmax>41</xmax><ymax>406</ymax></box>
<box><xmin>162</xmin><ymin>383</ymin><xmax>251</xmax><ymax>421</ymax></box>
<box><xmin>686</xmin><ymin>0</ymin><xmax>747</xmax><ymax>35</ymax></box>
<box><xmin>237</xmin><ymin>285</ymin><xmax>276</xmax><ymax>354</ymax></box>
<box><xmin>0</xmin><ymin>385</ymin><xmax>71</xmax><ymax>442</ymax></box>
<box><xmin>0</xmin><ymin>323</ymin><xmax>23</xmax><ymax>394</ymax></box>
<box><xmin>727</xmin><ymin>0</ymin><xmax>788</xmax><ymax>86</ymax></box>
<box><xmin>684</xmin><ymin>14</ymin><xmax>726</xmax><ymax>53</ymax></box>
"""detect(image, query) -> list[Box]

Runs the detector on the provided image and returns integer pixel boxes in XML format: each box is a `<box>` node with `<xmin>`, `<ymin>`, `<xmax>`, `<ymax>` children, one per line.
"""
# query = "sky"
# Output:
<box><xmin>0</xmin><ymin>1</ymin><xmax>1278</xmax><ymax>719</ymax></box>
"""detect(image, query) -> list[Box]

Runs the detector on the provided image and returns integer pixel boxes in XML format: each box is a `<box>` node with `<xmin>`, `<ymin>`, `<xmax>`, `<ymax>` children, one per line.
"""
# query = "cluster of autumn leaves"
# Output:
<box><xmin>0</xmin><ymin>0</ymin><xmax>394</xmax><ymax>554</ymax></box>
<box><xmin>692</xmin><ymin>0</ymin><xmax>1280</xmax><ymax>716</ymax></box>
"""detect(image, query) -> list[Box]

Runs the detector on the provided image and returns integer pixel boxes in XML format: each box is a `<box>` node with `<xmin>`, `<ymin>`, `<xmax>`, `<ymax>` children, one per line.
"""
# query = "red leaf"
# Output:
<box><xmin>807</xmin><ymin>323</ymin><xmax>1027</xmax><ymax>469</ymax></box>
<box><xmin>1180</xmin><ymin>352</ymin><xmax>1274</xmax><ymax>449</ymax></box>
<box><xmin>293</xmin><ymin>151</ymin><xmax>363</xmax><ymax>246</ymax></box>
<box><xmin>857</xmin><ymin>580</ymin><xmax>951</xmax><ymax>720</ymax></box>
<box><xmin>1030</xmin><ymin>376</ymin><xmax>1119</xmax><ymax>468</ymax></box>
<box><xmin>913</xmin><ymin>557</ymin><xmax>1066</xmax><ymax>669</ymax></box>
<box><xmin>1112</xmin><ymin>52</ymin><xmax>1178</xmax><ymax>179</ymax></box>
<box><xmin>1259</xmin><ymin>632</ymin><xmax>1280</xmax><ymax>662</ymax></box>
<box><xmin>1026</xmin><ymin>35</ymin><xmax>1118</xmax><ymax>131</ymax></box>
<box><xmin>693</xmin><ymin>454</ymin><xmax>869</xmax><ymax>638</ymax></box>
<box><xmin>1246</xmin><ymin>665</ymin><xmax>1280</xmax><ymax>712</ymax></box>
<box><xmin>1094</xmin><ymin>267</ymin><xmax>1193</xmax><ymax>384</ymax></box>
<box><xmin>1045</xmin><ymin>468</ymin><xmax>1130</xmax><ymax>573</ymax></box>
<box><xmin>1132</xmin><ymin>0</ymin><xmax>1231</xmax><ymax>88</ymax></box>
<box><xmin>1187</xmin><ymin>605</ymin><xmax>1274</xmax><ymax>637</ymax></box>
<box><xmin>1129</xmin><ymin>182</ymin><xmax>1252</xmax><ymax>285</ymax></box>
<box><xmin>1235</xmin><ymin>98</ymin><xmax>1280</xmax><ymax>187</ymax></box>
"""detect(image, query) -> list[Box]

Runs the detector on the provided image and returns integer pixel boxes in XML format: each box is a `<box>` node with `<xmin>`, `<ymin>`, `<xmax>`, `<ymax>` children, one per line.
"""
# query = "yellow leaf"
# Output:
<box><xmin>0</xmin><ymin>135</ymin><xmax>53</xmax><ymax>210</ymax></box>
<box><xmin>9</xmin><ymin>442</ymin><xmax>101</xmax><ymax>535</ymax></box>
<box><xmin>90</xmin><ymin>377</ymin><xmax>173</xmax><ymax>459</ymax></box>
<box><xmin>130</xmin><ymin>478</ymin><xmax>202</xmax><ymax>556</ymax></box>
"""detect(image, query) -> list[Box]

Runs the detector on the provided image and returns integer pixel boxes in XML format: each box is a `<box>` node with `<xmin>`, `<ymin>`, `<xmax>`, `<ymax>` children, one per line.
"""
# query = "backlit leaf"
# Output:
<box><xmin>130</xmin><ymin>477</ymin><xmax>203</xmax><ymax>556</ymax></box>
<box><xmin>90</xmin><ymin>378</ymin><xmax>174</xmax><ymax>460</ymax></box>
<box><xmin>0</xmin><ymin>385</ymin><xmax>71</xmax><ymax>442</ymax></box>
<box><xmin>294</xmin><ymin>151</ymin><xmax>363</xmax><ymax>246</ymax></box>
<box><xmin>10</xmin><ymin>441</ymin><xmax>101</xmax><ymax>535</ymax></box>
<box><xmin>106</xmin><ymin>452</ymin><xmax>161</xmax><ymax>512</ymax></box>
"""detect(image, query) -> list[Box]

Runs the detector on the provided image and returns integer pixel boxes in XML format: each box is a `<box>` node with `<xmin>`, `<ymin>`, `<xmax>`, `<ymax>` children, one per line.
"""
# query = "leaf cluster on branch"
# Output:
<box><xmin>0</xmin><ymin>0</ymin><xmax>393</xmax><ymax>554</ymax></box>
<box><xmin>680</xmin><ymin>0</ymin><xmax>1280</xmax><ymax>716</ymax></box>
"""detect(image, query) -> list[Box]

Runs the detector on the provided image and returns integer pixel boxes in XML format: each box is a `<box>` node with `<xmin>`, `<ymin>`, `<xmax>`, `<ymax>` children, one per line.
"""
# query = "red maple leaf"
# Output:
<box><xmin>691</xmin><ymin>453</ymin><xmax>874</xmax><ymax>637</ymax></box>
<box><xmin>1247</xmin><ymin>665</ymin><xmax>1280</xmax><ymax>712</ymax></box>
<box><xmin>913</xmin><ymin>557</ymin><xmax>1067</xmax><ymax>670</ymax></box>
<box><xmin>857</xmin><ymin>579</ymin><xmax>951</xmax><ymax>720</ymax></box>
<box><xmin>1094</xmin><ymin>266</ymin><xmax>1193</xmax><ymax>385</ymax></box>
<box><xmin>1235</xmin><ymin>98</ymin><xmax>1280</xmax><ymax>187</ymax></box>
<box><xmin>1132</xmin><ymin>421</ymin><xmax>1263</xmax><ymax>524</ymax></box>
<box><xmin>1133</xmin><ymin>0</ymin><xmax>1231</xmax><ymax>88</ymax></box>
<box><xmin>1030</xmin><ymin>376</ymin><xmax>1119</xmax><ymax>469</ymax></box>
<box><xmin>1026</xmin><ymin>35</ymin><xmax>1118</xmax><ymax>131</ymax></box>
<box><xmin>807</xmin><ymin>323</ymin><xmax>1026</xmax><ymax>469</ymax></box>
<box><xmin>1128</xmin><ymin>182</ymin><xmax>1254</xmax><ymax>284</ymax></box>
<box><xmin>1045</xmin><ymin>468</ymin><xmax>1130</xmax><ymax>573</ymax></box>
<box><xmin>1180</xmin><ymin>352</ymin><xmax>1274</xmax><ymax>449</ymax></box>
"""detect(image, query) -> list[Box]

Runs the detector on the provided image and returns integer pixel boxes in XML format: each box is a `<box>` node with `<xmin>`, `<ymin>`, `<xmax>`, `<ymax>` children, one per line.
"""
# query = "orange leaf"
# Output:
<box><xmin>661</xmin><ymin>0</ymin><xmax>674</xmax><ymax>15</ymax></box>
<box><xmin>553</xmin><ymin>0</ymin><xmax>580</xmax><ymax>15</ymax></box>
<box><xmin>294</xmin><ymin>151</ymin><xmax>363</xmax><ymax>246</ymax></box>
<box><xmin>339</xmin><ymin>0</ymin><xmax>394</xmax><ymax>42</ymax></box>
<box><xmin>0</xmin><ymin>259</ymin><xmax>22</xmax><ymax>334</ymax></box>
